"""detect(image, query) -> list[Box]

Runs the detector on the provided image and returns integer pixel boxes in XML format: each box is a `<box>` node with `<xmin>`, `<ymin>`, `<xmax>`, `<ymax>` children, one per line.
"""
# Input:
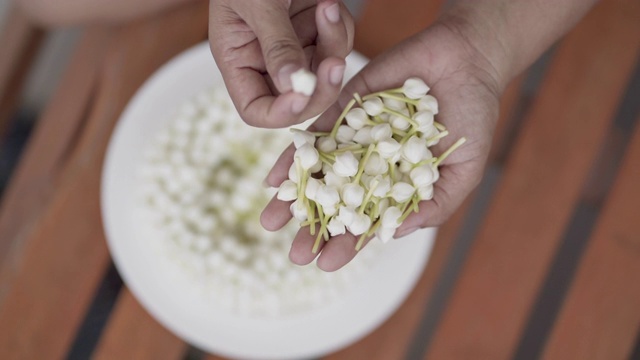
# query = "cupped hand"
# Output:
<box><xmin>209</xmin><ymin>0</ymin><xmax>354</xmax><ymax>128</ymax></box>
<box><xmin>261</xmin><ymin>21</ymin><xmax>504</xmax><ymax>271</ymax></box>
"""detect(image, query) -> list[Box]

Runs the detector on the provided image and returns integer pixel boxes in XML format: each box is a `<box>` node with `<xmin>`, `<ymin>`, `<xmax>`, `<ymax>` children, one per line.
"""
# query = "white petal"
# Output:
<box><xmin>295</xmin><ymin>143</ymin><xmax>320</xmax><ymax>170</ymax></box>
<box><xmin>391</xmin><ymin>182</ymin><xmax>415</xmax><ymax>203</ymax></box>
<box><xmin>348</xmin><ymin>213</ymin><xmax>372</xmax><ymax>236</ymax></box>
<box><xmin>277</xmin><ymin>180</ymin><xmax>298</xmax><ymax>201</ymax></box>
<box><xmin>341</xmin><ymin>183</ymin><xmax>365</xmax><ymax>207</ymax></box>
<box><xmin>345</xmin><ymin>108</ymin><xmax>368</xmax><ymax>130</ymax></box>
<box><xmin>417</xmin><ymin>94</ymin><xmax>439</xmax><ymax>114</ymax></box>
<box><xmin>353</xmin><ymin>126</ymin><xmax>374</xmax><ymax>145</ymax></box>
<box><xmin>336</xmin><ymin>125</ymin><xmax>356</xmax><ymax>143</ymax></box>
<box><xmin>327</xmin><ymin>217</ymin><xmax>346</xmax><ymax>236</ymax></box>
<box><xmin>291</xmin><ymin>129</ymin><xmax>316</xmax><ymax>149</ymax></box>
<box><xmin>381</xmin><ymin>206</ymin><xmax>403</xmax><ymax>229</ymax></box>
<box><xmin>333</xmin><ymin>151</ymin><xmax>359</xmax><ymax>177</ymax></box>
<box><xmin>316</xmin><ymin>136</ymin><xmax>337</xmax><ymax>153</ymax></box>
<box><xmin>402</xmin><ymin>77</ymin><xmax>430</xmax><ymax>99</ymax></box>
<box><xmin>362</xmin><ymin>97</ymin><xmax>384</xmax><ymax>116</ymax></box>
<box><xmin>290</xmin><ymin>69</ymin><xmax>317</xmax><ymax>96</ymax></box>
<box><xmin>370</xmin><ymin>123</ymin><xmax>392</xmax><ymax>142</ymax></box>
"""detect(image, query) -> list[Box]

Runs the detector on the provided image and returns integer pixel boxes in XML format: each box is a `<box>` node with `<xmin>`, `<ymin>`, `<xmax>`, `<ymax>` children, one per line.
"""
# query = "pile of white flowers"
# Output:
<box><xmin>140</xmin><ymin>87</ymin><xmax>378</xmax><ymax>316</ymax></box>
<box><xmin>278</xmin><ymin>77</ymin><xmax>466</xmax><ymax>252</ymax></box>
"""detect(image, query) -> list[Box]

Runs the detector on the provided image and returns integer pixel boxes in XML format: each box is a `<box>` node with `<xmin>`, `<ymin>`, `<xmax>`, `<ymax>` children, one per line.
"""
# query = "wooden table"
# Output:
<box><xmin>1</xmin><ymin>0</ymin><xmax>639</xmax><ymax>359</ymax></box>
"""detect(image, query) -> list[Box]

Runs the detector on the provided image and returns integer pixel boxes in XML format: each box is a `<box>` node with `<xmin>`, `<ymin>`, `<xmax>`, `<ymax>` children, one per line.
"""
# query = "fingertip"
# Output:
<box><xmin>316</xmin><ymin>233</ymin><xmax>357</xmax><ymax>272</ymax></box>
<box><xmin>289</xmin><ymin>227</ymin><xmax>323</xmax><ymax>265</ymax></box>
<box><xmin>260</xmin><ymin>196</ymin><xmax>292</xmax><ymax>231</ymax></box>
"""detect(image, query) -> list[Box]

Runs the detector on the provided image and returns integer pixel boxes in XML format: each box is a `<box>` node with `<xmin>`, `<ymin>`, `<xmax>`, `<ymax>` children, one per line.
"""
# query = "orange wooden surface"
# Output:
<box><xmin>424</xmin><ymin>1</ymin><xmax>640</xmax><ymax>359</ymax></box>
<box><xmin>541</xmin><ymin>120</ymin><xmax>640</xmax><ymax>360</ymax></box>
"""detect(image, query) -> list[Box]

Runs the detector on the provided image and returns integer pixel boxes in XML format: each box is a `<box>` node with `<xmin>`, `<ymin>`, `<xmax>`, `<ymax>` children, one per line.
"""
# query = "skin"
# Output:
<box><xmin>18</xmin><ymin>0</ymin><xmax>598</xmax><ymax>271</ymax></box>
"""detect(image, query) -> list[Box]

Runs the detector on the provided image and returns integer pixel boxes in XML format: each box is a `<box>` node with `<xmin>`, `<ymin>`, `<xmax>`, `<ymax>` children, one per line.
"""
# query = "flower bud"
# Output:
<box><xmin>413</xmin><ymin>110</ymin><xmax>434</xmax><ymax>132</ymax></box>
<box><xmin>364</xmin><ymin>152</ymin><xmax>389</xmax><ymax>176</ymax></box>
<box><xmin>348</xmin><ymin>213</ymin><xmax>372</xmax><ymax>236</ymax></box>
<box><xmin>370</xmin><ymin>123</ymin><xmax>392</xmax><ymax>142</ymax></box>
<box><xmin>390</xmin><ymin>113</ymin><xmax>410</xmax><ymax>130</ymax></box>
<box><xmin>362</xmin><ymin>97</ymin><xmax>384</xmax><ymax>116</ymax></box>
<box><xmin>338</xmin><ymin>206</ymin><xmax>357</xmax><ymax>227</ymax></box>
<box><xmin>288</xmin><ymin>162</ymin><xmax>299</xmax><ymax>183</ymax></box>
<box><xmin>295</xmin><ymin>143</ymin><xmax>320</xmax><ymax>170</ymax></box>
<box><xmin>402</xmin><ymin>77</ymin><xmax>430</xmax><ymax>99</ymax></box>
<box><xmin>309</xmin><ymin>160</ymin><xmax>323</xmax><ymax>174</ymax></box>
<box><xmin>376</xmin><ymin>227</ymin><xmax>395</xmax><ymax>243</ymax></box>
<box><xmin>305</xmin><ymin>177</ymin><xmax>322</xmax><ymax>201</ymax></box>
<box><xmin>333</xmin><ymin>151</ymin><xmax>359</xmax><ymax>177</ymax></box>
<box><xmin>391</xmin><ymin>182</ymin><xmax>415</xmax><ymax>203</ymax></box>
<box><xmin>372</xmin><ymin>175</ymin><xmax>391</xmax><ymax>197</ymax></box>
<box><xmin>324</xmin><ymin>170</ymin><xmax>349</xmax><ymax>189</ymax></box>
<box><xmin>410</xmin><ymin>164</ymin><xmax>439</xmax><ymax>187</ymax></box>
<box><xmin>336</xmin><ymin>125</ymin><xmax>356</xmax><ymax>143</ymax></box>
<box><xmin>399</xmin><ymin>160</ymin><xmax>413</xmax><ymax>174</ymax></box>
<box><xmin>277</xmin><ymin>179</ymin><xmax>298</xmax><ymax>201</ymax></box>
<box><xmin>381</xmin><ymin>206</ymin><xmax>403</xmax><ymax>229</ymax></box>
<box><xmin>292</xmin><ymin>129</ymin><xmax>316</xmax><ymax>149</ymax></box>
<box><xmin>327</xmin><ymin>217</ymin><xmax>346</xmax><ymax>236</ymax></box>
<box><xmin>290</xmin><ymin>199</ymin><xmax>308</xmax><ymax>222</ymax></box>
<box><xmin>422</xmin><ymin>126</ymin><xmax>441</xmax><ymax>146</ymax></box>
<box><xmin>316</xmin><ymin>136</ymin><xmax>337</xmax><ymax>153</ymax></box>
<box><xmin>316</xmin><ymin>185</ymin><xmax>340</xmax><ymax>210</ymax></box>
<box><xmin>290</xmin><ymin>68</ymin><xmax>317</xmax><ymax>96</ymax></box>
<box><xmin>401</xmin><ymin>136</ymin><xmax>428</xmax><ymax>164</ymax></box>
<box><xmin>377</xmin><ymin>138</ymin><xmax>402</xmax><ymax>159</ymax></box>
<box><xmin>383</xmin><ymin>97</ymin><xmax>406</xmax><ymax>110</ymax></box>
<box><xmin>417</xmin><ymin>94</ymin><xmax>439</xmax><ymax>114</ymax></box>
<box><xmin>378</xmin><ymin>198</ymin><xmax>390</xmax><ymax>216</ymax></box>
<box><xmin>353</xmin><ymin>126</ymin><xmax>374</xmax><ymax>145</ymax></box>
<box><xmin>417</xmin><ymin>184</ymin><xmax>434</xmax><ymax>200</ymax></box>
<box><xmin>345</xmin><ymin>108</ymin><xmax>368</xmax><ymax>130</ymax></box>
<box><xmin>341</xmin><ymin>183</ymin><xmax>365</xmax><ymax>207</ymax></box>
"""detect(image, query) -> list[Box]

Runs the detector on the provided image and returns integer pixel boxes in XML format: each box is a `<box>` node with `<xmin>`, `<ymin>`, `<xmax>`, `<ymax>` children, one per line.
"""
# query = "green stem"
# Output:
<box><xmin>434</xmin><ymin>121</ymin><xmax>446</xmax><ymax>131</ymax></box>
<box><xmin>434</xmin><ymin>137</ymin><xmax>467</xmax><ymax>166</ymax></box>
<box><xmin>313</xmin><ymin>209</ymin><xmax>325</xmax><ymax>253</ymax></box>
<box><xmin>359</xmin><ymin>180</ymin><xmax>379</xmax><ymax>215</ymax></box>
<box><xmin>329</xmin><ymin>98</ymin><xmax>357</xmax><ymax>138</ymax></box>
<box><xmin>353</xmin><ymin>144</ymin><xmax>375</xmax><ymax>185</ymax></box>
<box><xmin>382</xmin><ymin>107</ymin><xmax>418</xmax><ymax>127</ymax></box>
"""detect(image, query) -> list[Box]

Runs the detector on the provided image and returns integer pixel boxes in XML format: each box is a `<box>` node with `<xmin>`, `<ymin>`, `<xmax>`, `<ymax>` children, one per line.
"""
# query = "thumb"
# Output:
<box><xmin>239</xmin><ymin>0</ymin><xmax>307</xmax><ymax>93</ymax></box>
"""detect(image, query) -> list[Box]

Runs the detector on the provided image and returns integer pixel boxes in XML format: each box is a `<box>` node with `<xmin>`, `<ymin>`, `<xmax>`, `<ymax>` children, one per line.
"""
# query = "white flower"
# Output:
<box><xmin>362</xmin><ymin>97</ymin><xmax>384</xmax><ymax>116</ymax></box>
<box><xmin>401</xmin><ymin>136</ymin><xmax>428</xmax><ymax>164</ymax></box>
<box><xmin>327</xmin><ymin>217</ymin><xmax>346</xmax><ymax>237</ymax></box>
<box><xmin>309</xmin><ymin>160</ymin><xmax>323</xmax><ymax>173</ymax></box>
<box><xmin>376</xmin><ymin>227</ymin><xmax>396</xmax><ymax>243</ymax></box>
<box><xmin>383</xmin><ymin>97</ymin><xmax>405</xmax><ymax>110</ymax></box>
<box><xmin>305</xmin><ymin>177</ymin><xmax>322</xmax><ymax>201</ymax></box>
<box><xmin>417</xmin><ymin>184</ymin><xmax>434</xmax><ymax>200</ymax></box>
<box><xmin>390</xmin><ymin>112</ymin><xmax>410</xmax><ymax>130</ymax></box>
<box><xmin>391</xmin><ymin>182</ymin><xmax>415</xmax><ymax>203</ymax></box>
<box><xmin>290</xmin><ymin>199</ymin><xmax>308</xmax><ymax>221</ymax></box>
<box><xmin>277</xmin><ymin>180</ymin><xmax>298</xmax><ymax>201</ymax></box>
<box><xmin>399</xmin><ymin>160</ymin><xmax>413</xmax><ymax>174</ymax></box>
<box><xmin>288</xmin><ymin>162</ymin><xmax>299</xmax><ymax>183</ymax></box>
<box><xmin>377</xmin><ymin>138</ymin><xmax>402</xmax><ymax>159</ymax></box>
<box><xmin>295</xmin><ymin>143</ymin><xmax>320</xmax><ymax>170</ymax></box>
<box><xmin>316</xmin><ymin>136</ymin><xmax>337</xmax><ymax>153</ymax></box>
<box><xmin>422</xmin><ymin>126</ymin><xmax>441</xmax><ymax>146</ymax></box>
<box><xmin>324</xmin><ymin>170</ymin><xmax>349</xmax><ymax>188</ymax></box>
<box><xmin>345</xmin><ymin>108</ymin><xmax>368</xmax><ymax>130</ymax></box>
<box><xmin>336</xmin><ymin>125</ymin><xmax>356</xmax><ymax>143</ymax></box>
<box><xmin>290</xmin><ymin>68</ymin><xmax>317</xmax><ymax>96</ymax></box>
<box><xmin>348</xmin><ymin>213</ymin><xmax>372</xmax><ymax>236</ymax></box>
<box><xmin>353</xmin><ymin>126</ymin><xmax>374</xmax><ymax>145</ymax></box>
<box><xmin>341</xmin><ymin>183</ymin><xmax>365</xmax><ymax>207</ymax></box>
<box><xmin>410</xmin><ymin>164</ymin><xmax>439</xmax><ymax>187</ymax></box>
<box><xmin>370</xmin><ymin>123</ymin><xmax>392</xmax><ymax>142</ymax></box>
<box><xmin>333</xmin><ymin>151</ymin><xmax>359</xmax><ymax>177</ymax></box>
<box><xmin>291</xmin><ymin>129</ymin><xmax>316</xmax><ymax>149</ymax></box>
<box><xmin>371</xmin><ymin>175</ymin><xmax>391</xmax><ymax>197</ymax></box>
<box><xmin>378</xmin><ymin>198</ymin><xmax>389</xmax><ymax>216</ymax></box>
<box><xmin>316</xmin><ymin>185</ymin><xmax>340</xmax><ymax>211</ymax></box>
<box><xmin>413</xmin><ymin>110</ymin><xmax>434</xmax><ymax>132</ymax></box>
<box><xmin>338</xmin><ymin>206</ymin><xmax>357</xmax><ymax>226</ymax></box>
<box><xmin>364</xmin><ymin>152</ymin><xmax>389</xmax><ymax>176</ymax></box>
<box><xmin>402</xmin><ymin>77</ymin><xmax>430</xmax><ymax>99</ymax></box>
<box><xmin>417</xmin><ymin>94</ymin><xmax>439</xmax><ymax>114</ymax></box>
<box><xmin>381</xmin><ymin>206</ymin><xmax>403</xmax><ymax>229</ymax></box>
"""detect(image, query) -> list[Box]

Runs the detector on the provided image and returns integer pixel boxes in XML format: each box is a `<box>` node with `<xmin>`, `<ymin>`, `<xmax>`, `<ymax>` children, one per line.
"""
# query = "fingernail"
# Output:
<box><xmin>329</xmin><ymin>65</ymin><xmax>345</xmax><ymax>86</ymax></box>
<box><xmin>291</xmin><ymin>96</ymin><xmax>310</xmax><ymax>114</ymax></box>
<box><xmin>396</xmin><ymin>226</ymin><xmax>418</xmax><ymax>238</ymax></box>
<box><xmin>278</xmin><ymin>64</ymin><xmax>297</xmax><ymax>92</ymax></box>
<box><xmin>324</xmin><ymin>3</ymin><xmax>340</xmax><ymax>23</ymax></box>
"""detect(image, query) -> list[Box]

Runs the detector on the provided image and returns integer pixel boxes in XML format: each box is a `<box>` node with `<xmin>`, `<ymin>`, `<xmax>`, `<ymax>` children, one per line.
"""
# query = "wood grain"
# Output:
<box><xmin>93</xmin><ymin>289</ymin><xmax>186</xmax><ymax>360</ymax></box>
<box><xmin>424</xmin><ymin>1</ymin><xmax>640</xmax><ymax>359</ymax></box>
<box><xmin>0</xmin><ymin>1</ymin><xmax>208</xmax><ymax>359</ymax></box>
<box><xmin>0</xmin><ymin>5</ymin><xmax>44</xmax><ymax>141</ymax></box>
<box><xmin>541</xmin><ymin>120</ymin><xmax>640</xmax><ymax>360</ymax></box>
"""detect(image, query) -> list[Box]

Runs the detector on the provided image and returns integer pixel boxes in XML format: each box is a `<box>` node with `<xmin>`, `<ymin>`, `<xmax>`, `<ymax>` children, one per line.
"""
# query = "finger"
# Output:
<box><xmin>289</xmin><ymin>226</ymin><xmax>325</xmax><ymax>265</ymax></box>
<box><xmin>260</xmin><ymin>195</ymin><xmax>293</xmax><ymax>231</ymax></box>
<box><xmin>238</xmin><ymin>0</ymin><xmax>307</xmax><ymax>93</ymax></box>
<box><xmin>265</xmin><ymin>144</ymin><xmax>295</xmax><ymax>187</ymax></box>
<box><xmin>316</xmin><ymin>232</ymin><xmax>374</xmax><ymax>272</ymax></box>
<box><xmin>314</xmin><ymin>0</ymin><xmax>352</xmax><ymax>66</ymax></box>
<box><xmin>295</xmin><ymin>56</ymin><xmax>346</xmax><ymax>121</ymax></box>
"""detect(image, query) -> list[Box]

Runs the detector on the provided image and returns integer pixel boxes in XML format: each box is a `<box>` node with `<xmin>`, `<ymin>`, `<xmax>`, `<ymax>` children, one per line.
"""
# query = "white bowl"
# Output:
<box><xmin>101</xmin><ymin>42</ymin><xmax>435</xmax><ymax>360</ymax></box>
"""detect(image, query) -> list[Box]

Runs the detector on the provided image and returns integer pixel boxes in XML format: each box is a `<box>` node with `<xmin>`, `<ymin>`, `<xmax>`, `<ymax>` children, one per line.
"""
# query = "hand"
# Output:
<box><xmin>209</xmin><ymin>0</ymin><xmax>354</xmax><ymax>128</ymax></box>
<box><xmin>261</xmin><ymin>22</ymin><xmax>503</xmax><ymax>271</ymax></box>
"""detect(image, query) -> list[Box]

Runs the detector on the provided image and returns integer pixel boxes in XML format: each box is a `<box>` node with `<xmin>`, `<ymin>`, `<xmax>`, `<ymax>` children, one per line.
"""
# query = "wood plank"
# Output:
<box><xmin>542</xmin><ymin>120</ymin><xmax>640</xmax><ymax>360</ymax></box>
<box><xmin>353</xmin><ymin>0</ymin><xmax>444</xmax><ymax>58</ymax></box>
<box><xmin>0</xmin><ymin>2</ymin><xmax>208</xmax><ymax>359</ymax></box>
<box><xmin>324</xmin><ymin>77</ymin><xmax>525</xmax><ymax>359</ymax></box>
<box><xmin>93</xmin><ymin>289</ymin><xmax>186</xmax><ymax>360</ymax></box>
<box><xmin>0</xmin><ymin>28</ymin><xmax>109</xmax><ymax>288</ymax></box>
<box><xmin>0</xmin><ymin>5</ymin><xmax>44</xmax><ymax>141</ymax></box>
<box><xmin>424</xmin><ymin>1</ymin><xmax>640</xmax><ymax>359</ymax></box>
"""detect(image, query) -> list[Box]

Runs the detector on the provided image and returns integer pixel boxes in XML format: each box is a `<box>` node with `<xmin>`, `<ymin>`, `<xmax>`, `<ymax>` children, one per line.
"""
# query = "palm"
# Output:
<box><xmin>263</xmin><ymin>23</ymin><xmax>501</xmax><ymax>271</ymax></box>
